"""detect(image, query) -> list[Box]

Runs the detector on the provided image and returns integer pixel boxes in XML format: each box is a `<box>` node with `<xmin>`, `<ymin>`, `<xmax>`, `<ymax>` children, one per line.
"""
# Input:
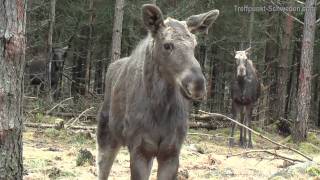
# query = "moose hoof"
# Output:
<box><xmin>247</xmin><ymin>142</ymin><xmax>253</xmax><ymax>149</ymax></box>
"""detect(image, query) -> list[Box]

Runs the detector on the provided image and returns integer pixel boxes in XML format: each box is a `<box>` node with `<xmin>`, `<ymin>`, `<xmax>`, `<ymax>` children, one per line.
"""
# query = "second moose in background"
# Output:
<box><xmin>229</xmin><ymin>48</ymin><xmax>261</xmax><ymax>148</ymax></box>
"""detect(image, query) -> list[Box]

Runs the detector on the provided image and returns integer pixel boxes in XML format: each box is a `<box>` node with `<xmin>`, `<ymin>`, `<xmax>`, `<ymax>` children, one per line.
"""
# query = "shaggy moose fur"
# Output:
<box><xmin>96</xmin><ymin>4</ymin><xmax>219</xmax><ymax>180</ymax></box>
<box><xmin>229</xmin><ymin>48</ymin><xmax>261</xmax><ymax>148</ymax></box>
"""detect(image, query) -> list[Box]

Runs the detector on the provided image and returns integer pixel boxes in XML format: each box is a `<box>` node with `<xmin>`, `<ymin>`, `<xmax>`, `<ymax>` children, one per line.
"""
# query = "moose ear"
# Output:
<box><xmin>244</xmin><ymin>47</ymin><xmax>252</xmax><ymax>56</ymax></box>
<box><xmin>142</xmin><ymin>4</ymin><xmax>164</xmax><ymax>35</ymax></box>
<box><xmin>186</xmin><ymin>9</ymin><xmax>219</xmax><ymax>34</ymax></box>
<box><xmin>233</xmin><ymin>48</ymin><xmax>236</xmax><ymax>57</ymax></box>
<box><xmin>62</xmin><ymin>46</ymin><xmax>68</xmax><ymax>51</ymax></box>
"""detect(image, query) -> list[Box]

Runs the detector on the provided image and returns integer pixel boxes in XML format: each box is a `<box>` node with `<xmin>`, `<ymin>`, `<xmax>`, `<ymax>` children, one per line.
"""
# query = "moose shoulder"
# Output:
<box><xmin>96</xmin><ymin>4</ymin><xmax>219</xmax><ymax>180</ymax></box>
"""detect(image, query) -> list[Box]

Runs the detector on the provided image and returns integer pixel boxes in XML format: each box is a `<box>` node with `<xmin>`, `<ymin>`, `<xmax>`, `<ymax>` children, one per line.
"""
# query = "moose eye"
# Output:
<box><xmin>163</xmin><ymin>43</ymin><xmax>174</xmax><ymax>51</ymax></box>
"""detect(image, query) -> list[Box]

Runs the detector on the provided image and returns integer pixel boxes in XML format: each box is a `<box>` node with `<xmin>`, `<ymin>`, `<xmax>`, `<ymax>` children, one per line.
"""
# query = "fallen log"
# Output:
<box><xmin>25</xmin><ymin>121</ymin><xmax>217</xmax><ymax>131</ymax></box>
<box><xmin>24</xmin><ymin>122</ymin><xmax>96</xmax><ymax>131</ymax></box>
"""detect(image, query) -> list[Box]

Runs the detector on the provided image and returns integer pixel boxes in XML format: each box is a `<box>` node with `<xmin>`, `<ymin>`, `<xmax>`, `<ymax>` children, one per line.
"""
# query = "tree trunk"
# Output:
<box><xmin>110</xmin><ymin>0</ymin><xmax>124</xmax><ymax>62</ymax></box>
<box><xmin>248</xmin><ymin>0</ymin><xmax>255</xmax><ymax>47</ymax></box>
<box><xmin>293</xmin><ymin>0</ymin><xmax>317</xmax><ymax>142</ymax></box>
<box><xmin>47</xmin><ymin>0</ymin><xmax>56</xmax><ymax>101</ymax></box>
<box><xmin>264</xmin><ymin>13</ymin><xmax>279</xmax><ymax>124</ymax></box>
<box><xmin>85</xmin><ymin>0</ymin><xmax>95</xmax><ymax>96</ymax></box>
<box><xmin>276</xmin><ymin>3</ymin><xmax>294</xmax><ymax>134</ymax></box>
<box><xmin>0</xmin><ymin>0</ymin><xmax>27</xmax><ymax>179</ymax></box>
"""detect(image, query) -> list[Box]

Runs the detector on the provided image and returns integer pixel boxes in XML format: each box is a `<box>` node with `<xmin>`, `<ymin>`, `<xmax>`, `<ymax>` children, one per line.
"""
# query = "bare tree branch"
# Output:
<box><xmin>295</xmin><ymin>0</ymin><xmax>305</xmax><ymax>5</ymax></box>
<box><xmin>66</xmin><ymin>107</ymin><xmax>95</xmax><ymax>128</ymax></box>
<box><xmin>271</xmin><ymin>1</ymin><xmax>304</xmax><ymax>25</ymax></box>
<box><xmin>46</xmin><ymin>97</ymin><xmax>74</xmax><ymax>115</ymax></box>
<box><xmin>227</xmin><ymin>149</ymin><xmax>305</xmax><ymax>163</ymax></box>
<box><xmin>198</xmin><ymin>110</ymin><xmax>313</xmax><ymax>161</ymax></box>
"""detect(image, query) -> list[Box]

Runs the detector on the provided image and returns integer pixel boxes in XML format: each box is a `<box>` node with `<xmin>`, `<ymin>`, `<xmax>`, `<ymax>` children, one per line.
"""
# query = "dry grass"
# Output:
<box><xmin>23</xmin><ymin>127</ymin><xmax>320</xmax><ymax>180</ymax></box>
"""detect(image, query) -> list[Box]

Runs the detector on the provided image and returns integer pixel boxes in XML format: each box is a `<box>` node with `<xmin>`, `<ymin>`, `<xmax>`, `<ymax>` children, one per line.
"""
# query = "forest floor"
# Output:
<box><xmin>23</xmin><ymin>121</ymin><xmax>320</xmax><ymax>180</ymax></box>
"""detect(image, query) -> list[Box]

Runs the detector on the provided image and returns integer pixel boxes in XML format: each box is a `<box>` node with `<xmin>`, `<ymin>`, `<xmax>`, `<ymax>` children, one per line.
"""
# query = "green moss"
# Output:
<box><xmin>44</xmin><ymin>128</ymin><xmax>60</xmax><ymax>137</ymax></box>
<box><xmin>32</xmin><ymin>113</ymin><xmax>61</xmax><ymax>124</ymax></box>
<box><xmin>34</xmin><ymin>112</ymin><xmax>44</xmax><ymax>123</ymax></box>
<box><xmin>44</xmin><ymin>128</ymin><xmax>68</xmax><ymax>140</ymax></box>
<box><xmin>47</xmin><ymin>167</ymin><xmax>76</xmax><ymax>179</ymax></box>
<box><xmin>24</xmin><ymin>159</ymin><xmax>48</xmax><ymax>170</ymax></box>
<box><xmin>70</xmin><ymin>132</ymin><xmax>93</xmax><ymax>145</ymax></box>
<box><xmin>298</xmin><ymin>142</ymin><xmax>320</xmax><ymax>154</ymax></box>
<box><xmin>76</xmin><ymin>149</ymin><xmax>95</xmax><ymax>166</ymax></box>
<box><xmin>60</xmin><ymin>171</ymin><xmax>76</xmax><ymax>178</ymax></box>
<box><xmin>306</xmin><ymin>166</ymin><xmax>320</xmax><ymax>177</ymax></box>
<box><xmin>281</xmin><ymin>135</ymin><xmax>292</xmax><ymax>143</ymax></box>
<box><xmin>306</xmin><ymin>132</ymin><xmax>320</xmax><ymax>146</ymax></box>
<box><xmin>265</xmin><ymin>121</ymin><xmax>279</xmax><ymax>134</ymax></box>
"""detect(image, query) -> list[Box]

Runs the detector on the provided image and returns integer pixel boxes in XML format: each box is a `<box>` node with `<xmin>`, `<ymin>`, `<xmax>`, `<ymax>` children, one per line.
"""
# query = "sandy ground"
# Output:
<box><xmin>23</xmin><ymin>128</ymin><xmax>320</xmax><ymax>180</ymax></box>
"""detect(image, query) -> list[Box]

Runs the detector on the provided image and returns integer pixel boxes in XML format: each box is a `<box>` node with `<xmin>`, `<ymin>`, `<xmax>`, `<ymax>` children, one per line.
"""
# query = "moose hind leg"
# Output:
<box><xmin>96</xmin><ymin>109</ymin><xmax>120</xmax><ymax>180</ymax></box>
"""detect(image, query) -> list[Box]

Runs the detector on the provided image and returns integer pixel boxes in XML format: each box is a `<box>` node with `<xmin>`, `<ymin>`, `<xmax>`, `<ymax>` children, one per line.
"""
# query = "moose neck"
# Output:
<box><xmin>236</xmin><ymin>62</ymin><xmax>257</xmax><ymax>91</ymax></box>
<box><xmin>143</xmin><ymin>37</ymin><xmax>176</xmax><ymax>98</ymax></box>
<box><xmin>142</xmin><ymin>36</ymin><xmax>187</xmax><ymax>122</ymax></box>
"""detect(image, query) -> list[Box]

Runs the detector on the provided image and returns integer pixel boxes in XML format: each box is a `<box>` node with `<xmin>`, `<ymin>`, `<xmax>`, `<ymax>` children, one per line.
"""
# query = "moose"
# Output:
<box><xmin>97</xmin><ymin>4</ymin><xmax>219</xmax><ymax>180</ymax></box>
<box><xmin>28</xmin><ymin>46</ymin><xmax>68</xmax><ymax>98</ymax></box>
<box><xmin>229</xmin><ymin>48</ymin><xmax>261</xmax><ymax>148</ymax></box>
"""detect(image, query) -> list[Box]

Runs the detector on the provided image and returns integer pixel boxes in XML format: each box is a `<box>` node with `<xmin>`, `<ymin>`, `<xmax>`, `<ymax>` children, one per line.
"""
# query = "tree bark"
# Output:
<box><xmin>85</xmin><ymin>0</ymin><xmax>95</xmax><ymax>96</ymax></box>
<box><xmin>110</xmin><ymin>0</ymin><xmax>124</xmax><ymax>62</ymax></box>
<box><xmin>264</xmin><ymin>13</ymin><xmax>279</xmax><ymax>124</ymax></box>
<box><xmin>276</xmin><ymin>3</ymin><xmax>294</xmax><ymax>134</ymax></box>
<box><xmin>47</xmin><ymin>0</ymin><xmax>56</xmax><ymax>101</ymax></box>
<box><xmin>248</xmin><ymin>0</ymin><xmax>255</xmax><ymax>47</ymax></box>
<box><xmin>0</xmin><ymin>0</ymin><xmax>27</xmax><ymax>179</ymax></box>
<box><xmin>293</xmin><ymin>0</ymin><xmax>317</xmax><ymax>142</ymax></box>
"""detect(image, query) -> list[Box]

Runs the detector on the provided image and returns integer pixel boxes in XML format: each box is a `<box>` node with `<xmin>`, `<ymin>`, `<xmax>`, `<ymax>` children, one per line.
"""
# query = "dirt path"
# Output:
<box><xmin>23</xmin><ymin>128</ymin><xmax>319</xmax><ymax>180</ymax></box>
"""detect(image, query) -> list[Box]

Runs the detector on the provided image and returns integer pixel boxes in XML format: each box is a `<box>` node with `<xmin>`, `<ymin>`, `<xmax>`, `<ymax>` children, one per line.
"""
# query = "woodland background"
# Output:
<box><xmin>1</xmin><ymin>0</ymin><xmax>320</xmax><ymax>179</ymax></box>
<box><xmin>24</xmin><ymin>0</ymin><xmax>320</xmax><ymax>138</ymax></box>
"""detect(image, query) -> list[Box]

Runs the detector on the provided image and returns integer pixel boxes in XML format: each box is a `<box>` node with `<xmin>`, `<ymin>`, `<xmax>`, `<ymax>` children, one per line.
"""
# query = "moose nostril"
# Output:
<box><xmin>194</xmin><ymin>76</ymin><xmax>205</xmax><ymax>92</ymax></box>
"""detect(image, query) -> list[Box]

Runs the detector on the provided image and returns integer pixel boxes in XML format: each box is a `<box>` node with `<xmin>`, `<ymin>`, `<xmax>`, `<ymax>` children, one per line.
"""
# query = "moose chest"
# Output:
<box><xmin>232</xmin><ymin>79</ymin><xmax>256</xmax><ymax>105</ymax></box>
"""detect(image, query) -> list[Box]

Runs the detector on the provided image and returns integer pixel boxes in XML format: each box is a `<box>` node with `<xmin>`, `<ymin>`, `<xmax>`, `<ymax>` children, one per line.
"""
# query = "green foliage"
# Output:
<box><xmin>44</xmin><ymin>128</ymin><xmax>68</xmax><ymax>140</ymax></box>
<box><xmin>24</xmin><ymin>159</ymin><xmax>48</xmax><ymax>170</ymax></box>
<box><xmin>298</xmin><ymin>142</ymin><xmax>320</xmax><ymax>154</ymax></box>
<box><xmin>306</xmin><ymin>133</ymin><xmax>320</xmax><ymax>147</ymax></box>
<box><xmin>44</xmin><ymin>128</ymin><xmax>61</xmax><ymax>138</ymax></box>
<box><xmin>34</xmin><ymin>113</ymin><xmax>44</xmax><ymax>123</ymax></box>
<box><xmin>76</xmin><ymin>149</ymin><xmax>95</xmax><ymax>166</ymax></box>
<box><xmin>306</xmin><ymin>166</ymin><xmax>320</xmax><ymax>177</ymax></box>
<box><xmin>47</xmin><ymin>167</ymin><xmax>75</xmax><ymax>179</ymax></box>
<box><xmin>70</xmin><ymin>132</ymin><xmax>93</xmax><ymax>145</ymax></box>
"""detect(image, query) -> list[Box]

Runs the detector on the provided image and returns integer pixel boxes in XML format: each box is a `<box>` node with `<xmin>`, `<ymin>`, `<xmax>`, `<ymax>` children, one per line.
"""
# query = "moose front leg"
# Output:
<box><xmin>157</xmin><ymin>154</ymin><xmax>179</xmax><ymax>180</ymax></box>
<box><xmin>239</xmin><ymin>107</ymin><xmax>246</xmax><ymax>147</ymax></box>
<box><xmin>245</xmin><ymin>105</ymin><xmax>254</xmax><ymax>148</ymax></box>
<box><xmin>229</xmin><ymin>102</ymin><xmax>240</xmax><ymax>147</ymax></box>
<box><xmin>97</xmin><ymin>145</ymin><xmax>120</xmax><ymax>180</ymax></box>
<box><xmin>129</xmin><ymin>148</ymin><xmax>154</xmax><ymax>180</ymax></box>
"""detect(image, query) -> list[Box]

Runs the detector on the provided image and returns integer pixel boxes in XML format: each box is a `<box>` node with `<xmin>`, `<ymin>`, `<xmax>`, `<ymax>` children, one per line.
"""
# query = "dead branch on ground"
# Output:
<box><xmin>227</xmin><ymin>149</ymin><xmax>304</xmax><ymax>163</ymax></box>
<box><xmin>198</xmin><ymin>110</ymin><xmax>313</xmax><ymax>162</ymax></box>
<box><xmin>24</xmin><ymin>122</ymin><xmax>96</xmax><ymax>131</ymax></box>
<box><xmin>46</xmin><ymin>97</ymin><xmax>74</xmax><ymax>115</ymax></box>
<box><xmin>65</xmin><ymin>107</ymin><xmax>95</xmax><ymax>128</ymax></box>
